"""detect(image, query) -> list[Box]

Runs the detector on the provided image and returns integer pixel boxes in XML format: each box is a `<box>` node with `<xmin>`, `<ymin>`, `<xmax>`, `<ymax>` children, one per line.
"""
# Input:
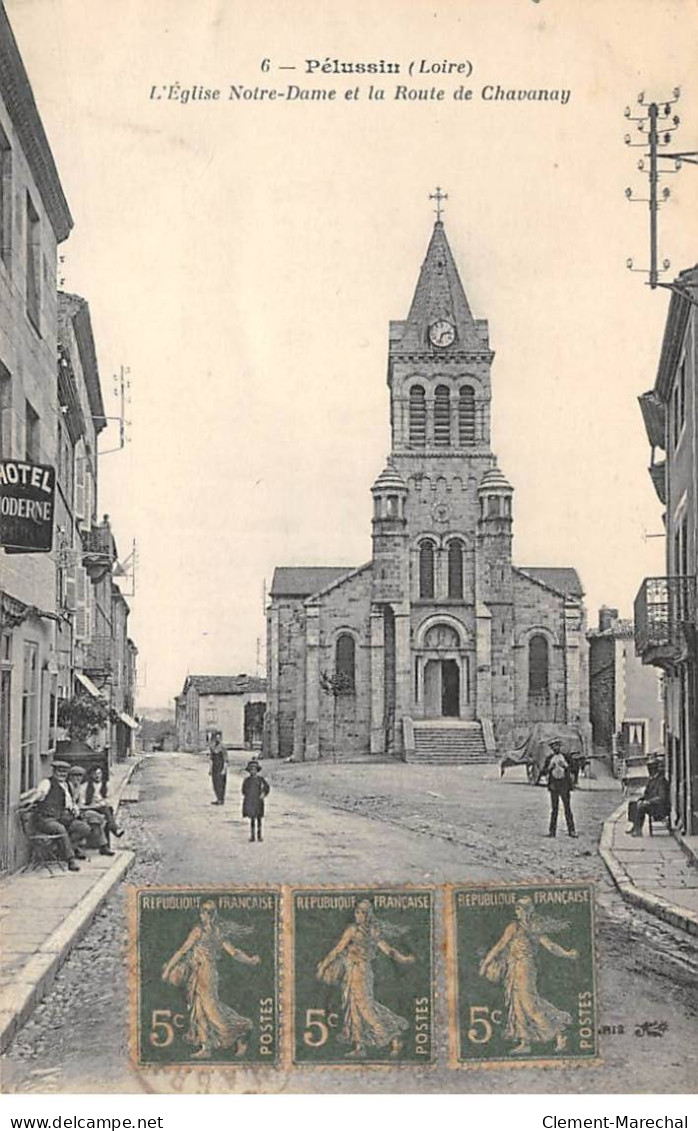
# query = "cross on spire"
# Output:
<box><xmin>429</xmin><ymin>186</ymin><xmax>448</xmax><ymax>222</ymax></box>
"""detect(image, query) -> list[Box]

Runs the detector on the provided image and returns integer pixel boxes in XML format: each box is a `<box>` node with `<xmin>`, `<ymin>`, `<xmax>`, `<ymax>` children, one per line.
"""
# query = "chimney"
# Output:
<box><xmin>598</xmin><ymin>606</ymin><xmax>619</xmax><ymax>633</ymax></box>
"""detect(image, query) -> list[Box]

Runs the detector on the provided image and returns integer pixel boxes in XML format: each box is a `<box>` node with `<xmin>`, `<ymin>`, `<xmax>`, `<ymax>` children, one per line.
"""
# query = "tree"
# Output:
<box><xmin>57</xmin><ymin>693</ymin><xmax>110</xmax><ymax>743</ymax></box>
<box><xmin>319</xmin><ymin>670</ymin><xmax>354</xmax><ymax>763</ymax></box>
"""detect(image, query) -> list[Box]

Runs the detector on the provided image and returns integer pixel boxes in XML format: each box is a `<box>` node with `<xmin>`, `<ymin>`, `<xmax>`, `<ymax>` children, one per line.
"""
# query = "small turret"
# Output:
<box><xmin>477</xmin><ymin>466</ymin><xmax>513</xmax><ymax>532</ymax></box>
<box><xmin>371</xmin><ymin>460</ymin><xmax>408</xmax><ymax>603</ymax></box>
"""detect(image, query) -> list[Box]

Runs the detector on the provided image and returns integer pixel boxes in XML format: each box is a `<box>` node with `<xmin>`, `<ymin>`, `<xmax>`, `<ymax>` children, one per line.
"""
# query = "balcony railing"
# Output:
<box><xmin>634</xmin><ymin>576</ymin><xmax>697</xmax><ymax>662</ymax></box>
<box><xmin>83</xmin><ymin>634</ymin><xmax>114</xmax><ymax>675</ymax></box>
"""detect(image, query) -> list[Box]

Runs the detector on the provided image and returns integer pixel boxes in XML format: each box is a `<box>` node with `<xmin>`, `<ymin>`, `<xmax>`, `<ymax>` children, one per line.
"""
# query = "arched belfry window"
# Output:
<box><xmin>419</xmin><ymin>540</ymin><xmax>435</xmax><ymax>599</ymax></box>
<box><xmin>528</xmin><ymin>634</ymin><xmax>549</xmax><ymax>697</ymax></box>
<box><xmin>459</xmin><ymin>387</ymin><xmax>475</xmax><ymax>445</ymax></box>
<box><xmin>434</xmin><ymin>385</ymin><xmax>451</xmax><ymax>447</ymax></box>
<box><xmin>335</xmin><ymin>633</ymin><xmax>356</xmax><ymax>692</ymax></box>
<box><xmin>448</xmin><ymin>539</ymin><xmax>464</xmax><ymax>599</ymax></box>
<box><xmin>409</xmin><ymin>386</ymin><xmax>426</xmax><ymax>447</ymax></box>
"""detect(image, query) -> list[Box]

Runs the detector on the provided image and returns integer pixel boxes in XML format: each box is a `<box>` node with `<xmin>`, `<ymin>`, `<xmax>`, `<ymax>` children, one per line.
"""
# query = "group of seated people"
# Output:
<box><xmin>26</xmin><ymin>759</ymin><xmax>124</xmax><ymax>872</ymax></box>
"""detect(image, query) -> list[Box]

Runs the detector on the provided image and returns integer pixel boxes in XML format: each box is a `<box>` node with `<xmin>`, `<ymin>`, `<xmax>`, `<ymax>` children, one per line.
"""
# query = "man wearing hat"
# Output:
<box><xmin>31</xmin><ymin>761</ymin><xmax>92</xmax><ymax>871</ymax></box>
<box><xmin>66</xmin><ymin>766</ymin><xmax>114</xmax><ymax>856</ymax></box>
<box><xmin>542</xmin><ymin>739</ymin><xmax>578</xmax><ymax>838</ymax></box>
<box><xmin>628</xmin><ymin>756</ymin><xmax>670</xmax><ymax>836</ymax></box>
<box><xmin>242</xmin><ymin>759</ymin><xmax>270</xmax><ymax>842</ymax></box>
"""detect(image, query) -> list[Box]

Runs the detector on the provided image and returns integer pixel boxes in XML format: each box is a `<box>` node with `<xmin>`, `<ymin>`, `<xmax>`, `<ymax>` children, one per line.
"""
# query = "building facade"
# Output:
<box><xmin>635</xmin><ymin>266</ymin><xmax>698</xmax><ymax>835</ymax></box>
<box><xmin>266</xmin><ymin>219</ymin><xmax>591</xmax><ymax>763</ymax></box>
<box><xmin>588</xmin><ymin>606</ymin><xmax>663</xmax><ymax>766</ymax></box>
<box><xmin>0</xmin><ymin>8</ymin><xmax>137</xmax><ymax>870</ymax></box>
<box><xmin>0</xmin><ymin>7</ymin><xmax>72</xmax><ymax>871</ymax></box>
<box><xmin>176</xmin><ymin>674</ymin><xmax>267</xmax><ymax>751</ymax></box>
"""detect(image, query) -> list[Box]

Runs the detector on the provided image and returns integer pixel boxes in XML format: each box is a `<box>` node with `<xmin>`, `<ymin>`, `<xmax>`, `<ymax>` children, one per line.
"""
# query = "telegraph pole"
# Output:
<box><xmin>625</xmin><ymin>89</ymin><xmax>698</xmax><ymax>303</ymax></box>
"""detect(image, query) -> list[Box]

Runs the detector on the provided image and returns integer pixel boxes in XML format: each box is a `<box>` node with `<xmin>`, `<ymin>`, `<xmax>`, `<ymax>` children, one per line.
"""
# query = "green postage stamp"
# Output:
<box><xmin>447</xmin><ymin>881</ymin><xmax>598</xmax><ymax>1068</ymax></box>
<box><xmin>289</xmin><ymin>887</ymin><xmax>434</xmax><ymax>1066</ymax></box>
<box><xmin>132</xmin><ymin>887</ymin><xmax>280</xmax><ymax>1067</ymax></box>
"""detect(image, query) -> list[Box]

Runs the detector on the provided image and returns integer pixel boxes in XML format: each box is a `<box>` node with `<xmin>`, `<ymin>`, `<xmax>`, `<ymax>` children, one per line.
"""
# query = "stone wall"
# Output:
<box><xmin>315</xmin><ymin>567</ymin><xmax>373</xmax><ymax>758</ymax></box>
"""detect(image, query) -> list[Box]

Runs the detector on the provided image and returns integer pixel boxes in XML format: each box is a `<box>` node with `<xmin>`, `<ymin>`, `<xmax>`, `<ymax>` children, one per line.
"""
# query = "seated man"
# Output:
<box><xmin>31</xmin><ymin>761</ymin><xmax>92</xmax><ymax>872</ymax></box>
<box><xmin>628</xmin><ymin>756</ymin><xmax>670</xmax><ymax>837</ymax></box>
<box><xmin>67</xmin><ymin>767</ymin><xmax>114</xmax><ymax>856</ymax></box>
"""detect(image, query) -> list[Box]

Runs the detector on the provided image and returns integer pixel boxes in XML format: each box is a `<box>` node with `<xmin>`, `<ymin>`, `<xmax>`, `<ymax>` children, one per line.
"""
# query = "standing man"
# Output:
<box><xmin>543</xmin><ymin>739</ymin><xmax>578</xmax><ymax>839</ymax></box>
<box><xmin>31</xmin><ymin>761</ymin><xmax>92</xmax><ymax>871</ymax></box>
<box><xmin>208</xmin><ymin>731</ymin><xmax>228</xmax><ymax>805</ymax></box>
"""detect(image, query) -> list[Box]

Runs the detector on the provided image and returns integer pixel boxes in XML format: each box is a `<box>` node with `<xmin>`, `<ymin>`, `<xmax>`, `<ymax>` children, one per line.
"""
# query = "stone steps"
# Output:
<box><xmin>408</xmin><ymin>722</ymin><xmax>495</xmax><ymax>765</ymax></box>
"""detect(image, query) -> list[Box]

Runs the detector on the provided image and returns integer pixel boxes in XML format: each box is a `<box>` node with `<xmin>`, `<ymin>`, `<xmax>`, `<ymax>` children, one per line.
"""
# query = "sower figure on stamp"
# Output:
<box><xmin>316</xmin><ymin>899</ymin><xmax>415</xmax><ymax>1060</ymax></box>
<box><xmin>479</xmin><ymin>897</ymin><xmax>578</xmax><ymax>1056</ymax></box>
<box><xmin>161</xmin><ymin>900</ymin><xmax>260</xmax><ymax>1060</ymax></box>
<box><xmin>627</xmin><ymin>756</ymin><xmax>670</xmax><ymax>837</ymax></box>
<box><xmin>31</xmin><ymin>760</ymin><xmax>92</xmax><ymax>871</ymax></box>
<box><xmin>208</xmin><ymin>730</ymin><xmax>228</xmax><ymax>806</ymax></box>
<box><xmin>543</xmin><ymin>740</ymin><xmax>578</xmax><ymax>838</ymax></box>
<box><xmin>242</xmin><ymin>759</ymin><xmax>270</xmax><ymax>842</ymax></box>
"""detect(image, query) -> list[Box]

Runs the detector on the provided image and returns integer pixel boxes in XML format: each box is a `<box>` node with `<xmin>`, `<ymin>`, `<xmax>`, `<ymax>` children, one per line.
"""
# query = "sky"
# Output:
<box><xmin>7</xmin><ymin>0</ymin><xmax>698</xmax><ymax>709</ymax></box>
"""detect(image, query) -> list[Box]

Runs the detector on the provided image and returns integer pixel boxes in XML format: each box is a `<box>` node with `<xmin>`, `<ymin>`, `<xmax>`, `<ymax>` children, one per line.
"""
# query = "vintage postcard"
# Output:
<box><xmin>447</xmin><ymin>882</ymin><xmax>598</xmax><ymax>1068</ymax></box>
<box><xmin>131</xmin><ymin>888</ymin><xmax>280</xmax><ymax>1068</ymax></box>
<box><xmin>288</xmin><ymin>888</ymin><xmax>434</xmax><ymax>1066</ymax></box>
<box><xmin>1</xmin><ymin>0</ymin><xmax>697</xmax><ymax>1101</ymax></box>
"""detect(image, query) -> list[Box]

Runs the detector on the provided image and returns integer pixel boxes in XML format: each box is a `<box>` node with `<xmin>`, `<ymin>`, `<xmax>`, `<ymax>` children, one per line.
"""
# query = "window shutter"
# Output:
<box><xmin>83</xmin><ymin>471</ymin><xmax>92</xmax><ymax>531</ymax></box>
<box><xmin>64</xmin><ymin>556</ymin><xmax>77</xmax><ymax>612</ymax></box>
<box><xmin>75</xmin><ymin>565</ymin><xmax>87</xmax><ymax>639</ymax></box>
<box><xmin>75</xmin><ymin>443</ymin><xmax>85</xmax><ymax>519</ymax></box>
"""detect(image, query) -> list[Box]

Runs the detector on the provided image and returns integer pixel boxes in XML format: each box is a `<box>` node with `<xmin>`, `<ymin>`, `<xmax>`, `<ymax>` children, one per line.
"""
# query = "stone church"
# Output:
<box><xmin>266</xmin><ymin>215</ymin><xmax>590</xmax><ymax>762</ymax></box>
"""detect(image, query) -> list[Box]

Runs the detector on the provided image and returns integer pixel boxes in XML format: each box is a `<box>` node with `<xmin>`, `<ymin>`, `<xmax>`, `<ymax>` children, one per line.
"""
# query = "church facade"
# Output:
<box><xmin>266</xmin><ymin>218</ymin><xmax>590</xmax><ymax>762</ymax></box>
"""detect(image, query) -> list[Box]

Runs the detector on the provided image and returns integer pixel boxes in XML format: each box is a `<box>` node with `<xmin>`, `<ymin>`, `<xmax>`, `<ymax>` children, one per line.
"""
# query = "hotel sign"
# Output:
<box><xmin>0</xmin><ymin>461</ymin><xmax>55</xmax><ymax>553</ymax></box>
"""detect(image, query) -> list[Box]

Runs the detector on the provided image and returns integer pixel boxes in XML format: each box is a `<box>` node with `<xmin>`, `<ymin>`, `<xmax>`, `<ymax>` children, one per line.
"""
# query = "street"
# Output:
<box><xmin>2</xmin><ymin>752</ymin><xmax>697</xmax><ymax>1094</ymax></box>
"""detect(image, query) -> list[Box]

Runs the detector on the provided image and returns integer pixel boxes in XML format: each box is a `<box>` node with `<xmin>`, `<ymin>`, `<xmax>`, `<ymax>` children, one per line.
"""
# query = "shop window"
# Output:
<box><xmin>21</xmin><ymin>642</ymin><xmax>39</xmax><ymax>793</ymax></box>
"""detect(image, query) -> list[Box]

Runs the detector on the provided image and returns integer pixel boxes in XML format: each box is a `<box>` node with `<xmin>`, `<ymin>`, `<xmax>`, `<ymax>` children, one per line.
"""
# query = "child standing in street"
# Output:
<box><xmin>242</xmin><ymin>759</ymin><xmax>270</xmax><ymax>842</ymax></box>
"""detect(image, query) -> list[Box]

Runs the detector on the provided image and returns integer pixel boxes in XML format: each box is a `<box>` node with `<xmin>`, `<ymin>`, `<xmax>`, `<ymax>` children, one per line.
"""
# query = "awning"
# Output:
<box><xmin>119</xmin><ymin>712</ymin><xmax>139</xmax><ymax>730</ymax></box>
<box><xmin>75</xmin><ymin>670</ymin><xmax>105</xmax><ymax>700</ymax></box>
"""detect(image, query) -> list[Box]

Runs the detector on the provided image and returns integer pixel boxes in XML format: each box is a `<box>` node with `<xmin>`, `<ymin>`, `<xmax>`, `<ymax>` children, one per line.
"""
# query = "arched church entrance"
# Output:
<box><xmin>415</xmin><ymin>621</ymin><xmax>473</xmax><ymax>720</ymax></box>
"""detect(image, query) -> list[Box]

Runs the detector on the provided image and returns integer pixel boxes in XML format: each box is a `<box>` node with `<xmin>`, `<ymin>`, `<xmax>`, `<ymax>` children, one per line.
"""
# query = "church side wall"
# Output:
<box><xmin>269</xmin><ymin>598</ymin><xmax>307</xmax><ymax>759</ymax></box>
<box><xmin>511</xmin><ymin>573</ymin><xmax>567</xmax><ymax>743</ymax></box>
<box><xmin>316</xmin><ymin>571</ymin><xmax>373</xmax><ymax>758</ymax></box>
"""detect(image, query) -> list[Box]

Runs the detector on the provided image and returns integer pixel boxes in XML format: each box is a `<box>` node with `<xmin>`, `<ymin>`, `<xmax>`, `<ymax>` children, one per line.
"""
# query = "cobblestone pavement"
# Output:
<box><xmin>1</xmin><ymin>753</ymin><xmax>697</xmax><ymax>1094</ymax></box>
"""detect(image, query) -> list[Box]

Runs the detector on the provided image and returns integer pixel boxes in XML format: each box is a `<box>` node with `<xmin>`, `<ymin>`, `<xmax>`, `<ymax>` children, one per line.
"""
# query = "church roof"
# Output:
<box><xmin>515</xmin><ymin>567</ymin><xmax>584</xmax><ymax>599</ymax></box>
<box><xmin>392</xmin><ymin>222</ymin><xmax>490</xmax><ymax>354</ymax></box>
<box><xmin>479</xmin><ymin>467</ymin><xmax>513</xmax><ymax>492</ymax></box>
<box><xmin>270</xmin><ymin>566</ymin><xmax>357</xmax><ymax>598</ymax></box>
<box><xmin>184</xmin><ymin>675</ymin><xmax>267</xmax><ymax>696</ymax></box>
<box><xmin>372</xmin><ymin>462</ymin><xmax>408</xmax><ymax>493</ymax></box>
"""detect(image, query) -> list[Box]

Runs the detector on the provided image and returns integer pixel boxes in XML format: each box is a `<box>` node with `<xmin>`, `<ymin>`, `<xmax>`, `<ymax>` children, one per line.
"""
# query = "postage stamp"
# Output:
<box><xmin>447</xmin><ymin>881</ymin><xmax>598</xmax><ymax>1068</ymax></box>
<box><xmin>131</xmin><ymin>887</ymin><xmax>280</xmax><ymax>1067</ymax></box>
<box><xmin>288</xmin><ymin>886</ymin><xmax>435</xmax><ymax>1066</ymax></box>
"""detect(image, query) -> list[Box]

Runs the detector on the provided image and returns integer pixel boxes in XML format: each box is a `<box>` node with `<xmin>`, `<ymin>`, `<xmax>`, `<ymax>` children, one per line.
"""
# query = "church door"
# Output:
<box><xmin>424</xmin><ymin>660</ymin><xmax>441</xmax><ymax>717</ymax></box>
<box><xmin>423</xmin><ymin>659</ymin><xmax>461</xmax><ymax>718</ymax></box>
<box><xmin>441</xmin><ymin>660</ymin><xmax>460</xmax><ymax>717</ymax></box>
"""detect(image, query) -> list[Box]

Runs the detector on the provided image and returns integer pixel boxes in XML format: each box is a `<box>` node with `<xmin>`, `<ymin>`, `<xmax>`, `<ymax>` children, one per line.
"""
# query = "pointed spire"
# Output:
<box><xmin>394</xmin><ymin>216</ymin><xmax>487</xmax><ymax>354</ymax></box>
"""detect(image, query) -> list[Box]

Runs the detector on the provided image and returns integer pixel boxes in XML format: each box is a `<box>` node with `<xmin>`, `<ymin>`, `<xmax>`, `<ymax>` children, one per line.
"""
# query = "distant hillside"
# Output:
<box><xmin>138</xmin><ymin>707</ymin><xmax>175</xmax><ymax>722</ymax></box>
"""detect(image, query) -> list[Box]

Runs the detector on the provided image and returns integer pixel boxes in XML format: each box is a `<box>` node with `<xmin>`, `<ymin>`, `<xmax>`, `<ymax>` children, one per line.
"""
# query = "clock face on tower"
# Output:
<box><xmin>428</xmin><ymin>319</ymin><xmax>455</xmax><ymax>348</ymax></box>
